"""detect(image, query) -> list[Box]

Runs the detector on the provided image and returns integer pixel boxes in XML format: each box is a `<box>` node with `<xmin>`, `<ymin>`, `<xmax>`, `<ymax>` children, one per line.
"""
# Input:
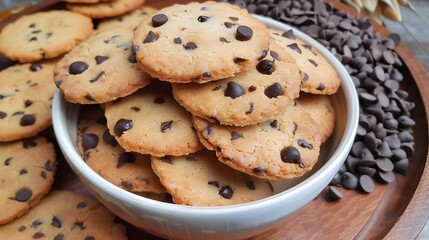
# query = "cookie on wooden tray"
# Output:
<box><xmin>0</xmin><ymin>136</ymin><xmax>56</xmax><ymax>225</ymax></box>
<box><xmin>151</xmin><ymin>149</ymin><xmax>275</xmax><ymax>206</ymax></box>
<box><xmin>0</xmin><ymin>10</ymin><xmax>93</xmax><ymax>63</ymax></box>
<box><xmin>97</xmin><ymin>6</ymin><xmax>157</xmax><ymax>31</ymax></box>
<box><xmin>0</xmin><ymin>63</ymin><xmax>56</xmax><ymax>142</ymax></box>
<box><xmin>105</xmin><ymin>82</ymin><xmax>203</xmax><ymax>157</ymax></box>
<box><xmin>133</xmin><ymin>1</ymin><xmax>270</xmax><ymax>83</ymax></box>
<box><xmin>67</xmin><ymin>0</ymin><xmax>145</xmax><ymax>19</ymax></box>
<box><xmin>270</xmin><ymin>29</ymin><xmax>340</xmax><ymax>95</ymax></box>
<box><xmin>297</xmin><ymin>93</ymin><xmax>335</xmax><ymax>143</ymax></box>
<box><xmin>0</xmin><ymin>190</ymin><xmax>127</xmax><ymax>240</ymax></box>
<box><xmin>54</xmin><ymin>27</ymin><xmax>153</xmax><ymax>104</ymax></box>
<box><xmin>193</xmin><ymin>104</ymin><xmax>322</xmax><ymax>180</ymax></box>
<box><xmin>172</xmin><ymin>40</ymin><xmax>301</xmax><ymax>126</ymax></box>
<box><xmin>77</xmin><ymin>106</ymin><xmax>166</xmax><ymax>193</ymax></box>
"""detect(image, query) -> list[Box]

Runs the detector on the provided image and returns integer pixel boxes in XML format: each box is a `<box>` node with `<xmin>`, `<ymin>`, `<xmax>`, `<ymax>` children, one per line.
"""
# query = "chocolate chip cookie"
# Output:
<box><xmin>67</xmin><ymin>0</ymin><xmax>145</xmax><ymax>19</ymax></box>
<box><xmin>97</xmin><ymin>6</ymin><xmax>157</xmax><ymax>31</ymax></box>
<box><xmin>193</xmin><ymin>104</ymin><xmax>322</xmax><ymax>180</ymax></box>
<box><xmin>105</xmin><ymin>82</ymin><xmax>203</xmax><ymax>157</ymax></box>
<box><xmin>133</xmin><ymin>1</ymin><xmax>270</xmax><ymax>83</ymax></box>
<box><xmin>270</xmin><ymin>29</ymin><xmax>340</xmax><ymax>95</ymax></box>
<box><xmin>54</xmin><ymin>27</ymin><xmax>153</xmax><ymax>104</ymax></box>
<box><xmin>0</xmin><ymin>63</ymin><xmax>56</xmax><ymax>142</ymax></box>
<box><xmin>0</xmin><ymin>136</ymin><xmax>56</xmax><ymax>225</ymax></box>
<box><xmin>151</xmin><ymin>149</ymin><xmax>274</xmax><ymax>206</ymax></box>
<box><xmin>77</xmin><ymin>105</ymin><xmax>166</xmax><ymax>193</ymax></box>
<box><xmin>0</xmin><ymin>10</ymin><xmax>93</xmax><ymax>63</ymax></box>
<box><xmin>172</xmin><ymin>40</ymin><xmax>301</xmax><ymax>126</ymax></box>
<box><xmin>0</xmin><ymin>190</ymin><xmax>127</xmax><ymax>239</ymax></box>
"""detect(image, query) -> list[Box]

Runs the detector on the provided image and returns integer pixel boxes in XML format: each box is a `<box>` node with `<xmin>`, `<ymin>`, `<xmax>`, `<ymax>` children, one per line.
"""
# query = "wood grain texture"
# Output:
<box><xmin>1</xmin><ymin>0</ymin><xmax>428</xmax><ymax>239</ymax></box>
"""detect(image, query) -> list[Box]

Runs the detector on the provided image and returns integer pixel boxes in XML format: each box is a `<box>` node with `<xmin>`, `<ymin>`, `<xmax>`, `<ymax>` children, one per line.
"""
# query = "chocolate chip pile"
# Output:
<box><xmin>221</xmin><ymin>0</ymin><xmax>416</xmax><ymax>200</ymax></box>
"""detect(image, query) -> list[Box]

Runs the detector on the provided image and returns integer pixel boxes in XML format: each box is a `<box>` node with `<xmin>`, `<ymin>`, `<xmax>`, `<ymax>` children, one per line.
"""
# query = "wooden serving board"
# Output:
<box><xmin>1</xmin><ymin>0</ymin><xmax>428</xmax><ymax>239</ymax></box>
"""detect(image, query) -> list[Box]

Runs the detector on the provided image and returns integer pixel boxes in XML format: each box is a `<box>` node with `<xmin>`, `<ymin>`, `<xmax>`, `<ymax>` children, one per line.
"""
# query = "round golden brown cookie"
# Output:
<box><xmin>0</xmin><ymin>136</ymin><xmax>56</xmax><ymax>225</ymax></box>
<box><xmin>97</xmin><ymin>6</ymin><xmax>157</xmax><ymax>31</ymax></box>
<box><xmin>54</xmin><ymin>27</ymin><xmax>152</xmax><ymax>104</ymax></box>
<box><xmin>0</xmin><ymin>11</ymin><xmax>93</xmax><ymax>63</ymax></box>
<box><xmin>151</xmin><ymin>149</ymin><xmax>275</xmax><ymax>206</ymax></box>
<box><xmin>133</xmin><ymin>1</ymin><xmax>270</xmax><ymax>83</ymax></box>
<box><xmin>0</xmin><ymin>190</ymin><xmax>127</xmax><ymax>239</ymax></box>
<box><xmin>193</xmin><ymin>104</ymin><xmax>322</xmax><ymax>180</ymax></box>
<box><xmin>67</xmin><ymin>0</ymin><xmax>145</xmax><ymax>19</ymax></box>
<box><xmin>172</xmin><ymin>40</ymin><xmax>301</xmax><ymax>126</ymax></box>
<box><xmin>296</xmin><ymin>93</ymin><xmax>335</xmax><ymax>143</ymax></box>
<box><xmin>269</xmin><ymin>29</ymin><xmax>340</xmax><ymax>95</ymax></box>
<box><xmin>105</xmin><ymin>82</ymin><xmax>203</xmax><ymax>157</ymax></box>
<box><xmin>77</xmin><ymin>105</ymin><xmax>166</xmax><ymax>193</ymax></box>
<box><xmin>65</xmin><ymin>0</ymin><xmax>111</xmax><ymax>3</ymax></box>
<box><xmin>0</xmin><ymin>63</ymin><xmax>56</xmax><ymax>142</ymax></box>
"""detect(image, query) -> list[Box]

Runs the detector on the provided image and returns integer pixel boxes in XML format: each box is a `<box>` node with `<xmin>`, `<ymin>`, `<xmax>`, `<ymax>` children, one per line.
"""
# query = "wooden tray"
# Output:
<box><xmin>1</xmin><ymin>0</ymin><xmax>428</xmax><ymax>239</ymax></box>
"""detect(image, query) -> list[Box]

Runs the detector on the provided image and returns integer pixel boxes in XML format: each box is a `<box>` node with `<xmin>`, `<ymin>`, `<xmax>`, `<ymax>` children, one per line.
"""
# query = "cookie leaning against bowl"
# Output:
<box><xmin>151</xmin><ymin>149</ymin><xmax>275</xmax><ymax>206</ymax></box>
<box><xmin>67</xmin><ymin>0</ymin><xmax>145</xmax><ymax>19</ymax></box>
<box><xmin>297</xmin><ymin>93</ymin><xmax>336</xmax><ymax>143</ymax></box>
<box><xmin>172</xmin><ymin>40</ymin><xmax>301</xmax><ymax>126</ymax></box>
<box><xmin>0</xmin><ymin>11</ymin><xmax>93</xmax><ymax>63</ymax></box>
<box><xmin>0</xmin><ymin>63</ymin><xmax>56</xmax><ymax>142</ymax></box>
<box><xmin>0</xmin><ymin>136</ymin><xmax>56</xmax><ymax>225</ymax></box>
<box><xmin>77</xmin><ymin>105</ymin><xmax>166</xmax><ymax>193</ymax></box>
<box><xmin>54</xmin><ymin>27</ymin><xmax>153</xmax><ymax>104</ymax></box>
<box><xmin>105</xmin><ymin>82</ymin><xmax>203</xmax><ymax>157</ymax></box>
<box><xmin>133</xmin><ymin>1</ymin><xmax>270</xmax><ymax>83</ymax></box>
<box><xmin>270</xmin><ymin>29</ymin><xmax>340</xmax><ymax>95</ymax></box>
<box><xmin>97</xmin><ymin>6</ymin><xmax>157</xmax><ymax>31</ymax></box>
<box><xmin>193</xmin><ymin>104</ymin><xmax>322</xmax><ymax>180</ymax></box>
<box><xmin>0</xmin><ymin>190</ymin><xmax>127</xmax><ymax>240</ymax></box>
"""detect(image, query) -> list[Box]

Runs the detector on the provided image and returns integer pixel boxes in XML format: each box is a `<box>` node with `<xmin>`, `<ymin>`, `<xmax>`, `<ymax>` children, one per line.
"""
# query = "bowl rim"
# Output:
<box><xmin>52</xmin><ymin>15</ymin><xmax>359</xmax><ymax>215</ymax></box>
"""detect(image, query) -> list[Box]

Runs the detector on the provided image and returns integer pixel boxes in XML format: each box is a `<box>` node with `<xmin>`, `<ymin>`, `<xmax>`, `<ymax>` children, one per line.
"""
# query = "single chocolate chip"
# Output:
<box><xmin>208</xmin><ymin>181</ymin><xmax>219</xmax><ymax>188</ymax></box>
<box><xmin>121</xmin><ymin>181</ymin><xmax>134</xmax><ymax>189</ymax></box>
<box><xmin>224</xmin><ymin>22</ymin><xmax>235</xmax><ymax>28</ymax></box>
<box><xmin>0</xmin><ymin>111</ymin><xmax>6</xmax><ymax>119</ymax></box>
<box><xmin>257</xmin><ymin>60</ymin><xmax>275</xmax><ymax>75</ymax></box>
<box><xmin>280</xmin><ymin>146</ymin><xmax>302</xmax><ymax>166</ymax></box>
<box><xmin>233</xmin><ymin>57</ymin><xmax>248</xmax><ymax>63</ymax></box>
<box><xmin>89</xmin><ymin>71</ymin><xmax>105</xmax><ymax>83</ymax></box>
<box><xmin>51</xmin><ymin>216</ymin><xmax>62</xmax><ymax>228</ymax></box>
<box><xmin>117</xmin><ymin>152</ymin><xmax>135</xmax><ymax>168</ymax></box>
<box><xmin>15</xmin><ymin>188</ymin><xmax>32</xmax><ymax>202</ymax></box>
<box><xmin>219</xmin><ymin>37</ymin><xmax>230</xmax><ymax>43</ymax></box>
<box><xmin>229</xmin><ymin>16</ymin><xmax>239</xmax><ymax>21</ymax></box>
<box><xmin>378</xmin><ymin>171</ymin><xmax>395</xmax><ymax>183</ymax></box>
<box><xmin>54</xmin><ymin>233</ymin><xmax>64</xmax><ymax>240</ymax></box>
<box><xmin>4</xmin><ymin>157</ymin><xmax>12</xmax><ymax>165</ymax></box>
<box><xmin>18</xmin><ymin>225</ymin><xmax>26</xmax><ymax>232</ymax></box>
<box><xmin>287</xmin><ymin>43</ymin><xmax>302</xmax><ymax>54</ymax></box>
<box><xmin>22</xmin><ymin>139</ymin><xmax>37</xmax><ymax>148</ymax></box>
<box><xmin>29</xmin><ymin>37</ymin><xmax>37</xmax><ymax>42</ymax></box>
<box><xmin>308</xmin><ymin>59</ymin><xmax>318</xmax><ymax>67</ymax></box>
<box><xmin>252</xmin><ymin>167</ymin><xmax>268</xmax><ymax>174</ymax></box>
<box><xmin>394</xmin><ymin>159</ymin><xmax>408</xmax><ymax>174</ymax></box>
<box><xmin>143</xmin><ymin>31</ymin><xmax>158</xmax><ymax>43</ymax></box>
<box><xmin>131</xmin><ymin>106</ymin><xmax>140</xmax><ymax>112</ymax></box>
<box><xmin>174</xmin><ymin>37</ymin><xmax>182</xmax><ymax>44</ymax></box>
<box><xmin>161</xmin><ymin>121</ymin><xmax>173</xmax><ymax>133</ymax></box>
<box><xmin>161</xmin><ymin>156</ymin><xmax>172</xmax><ymax>164</ymax></box>
<box><xmin>77</xmin><ymin>202</ymin><xmax>87</xmax><ymax>208</ymax></box>
<box><xmin>376</xmin><ymin>158</ymin><xmax>394</xmax><ymax>172</ymax></box>
<box><xmin>342</xmin><ymin>172</ymin><xmax>358</xmax><ymax>189</ymax></box>
<box><xmin>198</xmin><ymin>15</ymin><xmax>210</xmax><ymax>22</ymax></box>
<box><xmin>359</xmin><ymin>175</ymin><xmax>375</xmax><ymax>193</ymax></box>
<box><xmin>152</xmin><ymin>14</ymin><xmax>168</xmax><ymax>27</ymax></box>
<box><xmin>282</xmin><ymin>29</ymin><xmax>295</xmax><ymax>39</ymax></box>
<box><xmin>41</xmin><ymin>171</ymin><xmax>47</xmax><ymax>178</ymax></box>
<box><xmin>231</xmin><ymin>131</ymin><xmax>243</xmax><ymax>140</ymax></box>
<box><xmin>258</xmin><ymin>50</ymin><xmax>268</xmax><ymax>60</ymax></box>
<box><xmin>72</xmin><ymin>221</ymin><xmax>85</xmax><ymax>231</ymax></box>
<box><xmin>202</xmin><ymin>72</ymin><xmax>211</xmax><ymax>78</ymax></box>
<box><xmin>358</xmin><ymin>166</ymin><xmax>377</xmax><ymax>177</ymax></box>
<box><xmin>69</xmin><ymin>61</ymin><xmax>88</xmax><ymax>75</ymax></box>
<box><xmin>81</xmin><ymin>133</ymin><xmax>99</xmax><ymax>151</ymax></box>
<box><xmin>325</xmin><ymin>186</ymin><xmax>343</xmax><ymax>201</ymax></box>
<box><xmin>102</xmin><ymin>129</ymin><xmax>118</xmax><ymax>147</ymax></box>
<box><xmin>184</xmin><ymin>42</ymin><xmax>198</xmax><ymax>50</ymax></box>
<box><xmin>20</xmin><ymin>114</ymin><xmax>35</xmax><ymax>126</ymax></box>
<box><xmin>297</xmin><ymin>139</ymin><xmax>313</xmax><ymax>149</ymax></box>
<box><xmin>219</xmin><ymin>185</ymin><xmax>234</xmax><ymax>199</ymax></box>
<box><xmin>246</xmin><ymin>180</ymin><xmax>256</xmax><ymax>190</ymax></box>
<box><xmin>95</xmin><ymin>55</ymin><xmax>109</xmax><ymax>65</ymax></box>
<box><xmin>24</xmin><ymin>99</ymin><xmax>33</xmax><ymax>108</ymax></box>
<box><xmin>44</xmin><ymin>160</ymin><xmax>53</xmax><ymax>172</ymax></box>
<box><xmin>248</xmin><ymin>86</ymin><xmax>257</xmax><ymax>92</ymax></box>
<box><xmin>114</xmin><ymin>119</ymin><xmax>133</xmax><ymax>136</ymax></box>
<box><xmin>31</xmin><ymin>219</ymin><xmax>43</xmax><ymax>229</ymax></box>
<box><xmin>19</xmin><ymin>169</ymin><xmax>28</xmax><ymax>175</ymax></box>
<box><xmin>30</xmin><ymin>64</ymin><xmax>42</xmax><ymax>72</ymax></box>
<box><xmin>329</xmin><ymin>173</ymin><xmax>342</xmax><ymax>186</ymax></box>
<box><xmin>224</xmin><ymin>81</ymin><xmax>245</xmax><ymax>99</ymax></box>
<box><xmin>264</xmin><ymin>83</ymin><xmax>284</xmax><ymax>98</ymax></box>
<box><xmin>154</xmin><ymin>96</ymin><xmax>165</xmax><ymax>104</ymax></box>
<box><xmin>33</xmin><ymin>232</ymin><xmax>45</xmax><ymax>238</ymax></box>
<box><xmin>236</xmin><ymin>25</ymin><xmax>253</xmax><ymax>41</ymax></box>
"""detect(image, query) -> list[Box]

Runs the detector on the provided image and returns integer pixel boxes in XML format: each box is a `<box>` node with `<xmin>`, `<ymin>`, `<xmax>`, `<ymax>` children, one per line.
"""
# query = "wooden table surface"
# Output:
<box><xmin>1</xmin><ymin>0</ymin><xmax>429</xmax><ymax>239</ymax></box>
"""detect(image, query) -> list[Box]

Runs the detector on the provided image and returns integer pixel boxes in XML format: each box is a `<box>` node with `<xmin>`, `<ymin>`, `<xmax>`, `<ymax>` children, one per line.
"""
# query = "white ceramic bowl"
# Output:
<box><xmin>52</xmin><ymin>16</ymin><xmax>359</xmax><ymax>240</ymax></box>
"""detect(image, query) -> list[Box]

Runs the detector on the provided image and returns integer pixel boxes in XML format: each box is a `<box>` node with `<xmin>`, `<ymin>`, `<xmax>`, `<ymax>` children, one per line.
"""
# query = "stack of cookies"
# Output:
<box><xmin>54</xmin><ymin>1</ymin><xmax>341</xmax><ymax>206</ymax></box>
<box><xmin>0</xmin><ymin>1</ymin><xmax>147</xmax><ymax>238</ymax></box>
